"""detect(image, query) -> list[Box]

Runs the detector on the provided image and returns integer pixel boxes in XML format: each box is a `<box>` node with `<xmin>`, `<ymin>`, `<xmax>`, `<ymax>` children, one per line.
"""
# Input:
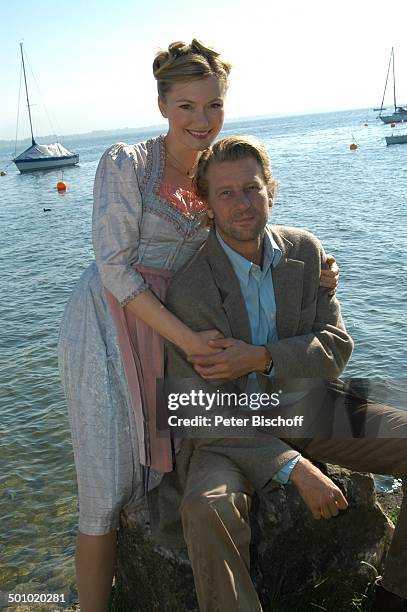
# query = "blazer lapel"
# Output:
<box><xmin>204</xmin><ymin>227</ymin><xmax>305</xmax><ymax>340</ymax></box>
<box><xmin>270</xmin><ymin>228</ymin><xmax>304</xmax><ymax>339</ymax></box>
<box><xmin>204</xmin><ymin>229</ymin><xmax>252</xmax><ymax>345</ymax></box>
<box><xmin>202</xmin><ymin>227</ymin><xmax>304</xmax><ymax>388</ymax></box>
<box><xmin>203</xmin><ymin>230</ymin><xmax>252</xmax><ymax>392</ymax></box>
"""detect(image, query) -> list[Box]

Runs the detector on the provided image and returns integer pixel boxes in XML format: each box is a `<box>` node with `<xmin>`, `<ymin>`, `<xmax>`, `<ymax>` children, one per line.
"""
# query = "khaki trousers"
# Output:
<box><xmin>180</xmin><ymin>400</ymin><xmax>407</xmax><ymax>611</ymax></box>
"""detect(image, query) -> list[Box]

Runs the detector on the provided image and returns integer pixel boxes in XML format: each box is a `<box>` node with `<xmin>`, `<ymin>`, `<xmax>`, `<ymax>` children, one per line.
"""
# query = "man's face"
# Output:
<box><xmin>206</xmin><ymin>156</ymin><xmax>273</xmax><ymax>256</ymax></box>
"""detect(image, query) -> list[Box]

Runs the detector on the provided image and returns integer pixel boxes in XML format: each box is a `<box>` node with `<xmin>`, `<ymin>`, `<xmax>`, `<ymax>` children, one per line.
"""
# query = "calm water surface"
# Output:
<box><xmin>1</xmin><ymin>109</ymin><xmax>406</xmax><ymax>604</ymax></box>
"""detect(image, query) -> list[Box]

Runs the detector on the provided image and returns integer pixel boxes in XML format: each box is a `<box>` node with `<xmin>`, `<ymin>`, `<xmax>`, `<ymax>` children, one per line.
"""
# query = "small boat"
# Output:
<box><xmin>14</xmin><ymin>142</ymin><xmax>79</xmax><ymax>172</ymax></box>
<box><xmin>385</xmin><ymin>133</ymin><xmax>407</xmax><ymax>145</ymax></box>
<box><xmin>377</xmin><ymin>48</ymin><xmax>407</xmax><ymax>124</ymax></box>
<box><xmin>13</xmin><ymin>43</ymin><xmax>79</xmax><ymax>173</ymax></box>
<box><xmin>380</xmin><ymin>107</ymin><xmax>407</xmax><ymax>125</ymax></box>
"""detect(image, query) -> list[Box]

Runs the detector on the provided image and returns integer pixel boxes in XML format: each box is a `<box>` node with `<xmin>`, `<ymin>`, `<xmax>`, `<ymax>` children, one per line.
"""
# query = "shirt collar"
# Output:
<box><xmin>215</xmin><ymin>227</ymin><xmax>282</xmax><ymax>287</ymax></box>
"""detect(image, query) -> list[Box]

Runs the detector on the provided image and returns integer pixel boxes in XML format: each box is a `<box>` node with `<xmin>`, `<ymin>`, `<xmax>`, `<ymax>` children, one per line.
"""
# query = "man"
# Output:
<box><xmin>160</xmin><ymin>136</ymin><xmax>407</xmax><ymax>611</ymax></box>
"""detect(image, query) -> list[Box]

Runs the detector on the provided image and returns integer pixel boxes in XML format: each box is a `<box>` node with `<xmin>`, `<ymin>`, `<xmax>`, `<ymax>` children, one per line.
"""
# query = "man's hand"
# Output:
<box><xmin>184</xmin><ymin>330</ymin><xmax>224</xmax><ymax>356</ymax></box>
<box><xmin>187</xmin><ymin>338</ymin><xmax>270</xmax><ymax>380</ymax></box>
<box><xmin>320</xmin><ymin>254</ymin><xmax>339</xmax><ymax>290</ymax></box>
<box><xmin>289</xmin><ymin>458</ymin><xmax>348</xmax><ymax>520</ymax></box>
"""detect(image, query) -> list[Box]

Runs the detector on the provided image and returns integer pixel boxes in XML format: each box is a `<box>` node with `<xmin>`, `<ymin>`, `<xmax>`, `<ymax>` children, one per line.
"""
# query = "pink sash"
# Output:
<box><xmin>105</xmin><ymin>265</ymin><xmax>173</xmax><ymax>474</ymax></box>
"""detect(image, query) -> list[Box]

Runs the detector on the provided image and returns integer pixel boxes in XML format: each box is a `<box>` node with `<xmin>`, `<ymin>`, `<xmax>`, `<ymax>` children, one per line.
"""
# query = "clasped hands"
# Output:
<box><xmin>187</xmin><ymin>330</ymin><xmax>269</xmax><ymax>380</ymax></box>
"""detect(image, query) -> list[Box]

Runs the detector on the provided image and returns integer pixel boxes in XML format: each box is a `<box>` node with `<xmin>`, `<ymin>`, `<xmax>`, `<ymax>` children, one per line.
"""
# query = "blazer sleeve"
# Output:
<box><xmin>92</xmin><ymin>142</ymin><xmax>148</xmax><ymax>305</ymax></box>
<box><xmin>267</xmin><ymin>292</ymin><xmax>353</xmax><ymax>377</ymax></box>
<box><xmin>265</xmin><ymin>240</ymin><xmax>354</xmax><ymax>378</ymax></box>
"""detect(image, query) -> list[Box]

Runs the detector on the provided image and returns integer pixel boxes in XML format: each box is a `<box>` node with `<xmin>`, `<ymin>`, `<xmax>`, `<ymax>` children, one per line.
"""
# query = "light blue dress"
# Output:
<box><xmin>58</xmin><ymin>135</ymin><xmax>209</xmax><ymax>535</ymax></box>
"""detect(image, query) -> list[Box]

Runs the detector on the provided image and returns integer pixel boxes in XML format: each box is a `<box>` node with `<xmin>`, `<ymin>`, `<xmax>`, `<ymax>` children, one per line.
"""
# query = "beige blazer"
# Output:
<box><xmin>149</xmin><ymin>225</ymin><xmax>354</xmax><ymax>546</ymax></box>
<box><xmin>165</xmin><ymin>224</ymin><xmax>353</xmax><ymax>383</ymax></box>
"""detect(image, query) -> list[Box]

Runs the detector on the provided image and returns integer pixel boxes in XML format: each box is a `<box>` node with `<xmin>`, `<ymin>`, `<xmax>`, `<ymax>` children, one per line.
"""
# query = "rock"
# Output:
<box><xmin>112</xmin><ymin>466</ymin><xmax>395</xmax><ymax>611</ymax></box>
<box><xmin>113</xmin><ymin>500</ymin><xmax>197</xmax><ymax>612</ymax></box>
<box><xmin>377</xmin><ymin>487</ymin><xmax>402</xmax><ymax>521</ymax></box>
<box><xmin>250</xmin><ymin>465</ymin><xmax>394</xmax><ymax>608</ymax></box>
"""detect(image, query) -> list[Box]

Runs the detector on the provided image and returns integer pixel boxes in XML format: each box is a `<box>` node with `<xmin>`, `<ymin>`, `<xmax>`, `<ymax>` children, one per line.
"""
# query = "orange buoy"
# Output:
<box><xmin>349</xmin><ymin>143</ymin><xmax>358</xmax><ymax>151</ymax></box>
<box><xmin>391</xmin><ymin>122</ymin><xmax>396</xmax><ymax>128</ymax></box>
<box><xmin>57</xmin><ymin>180</ymin><xmax>67</xmax><ymax>192</ymax></box>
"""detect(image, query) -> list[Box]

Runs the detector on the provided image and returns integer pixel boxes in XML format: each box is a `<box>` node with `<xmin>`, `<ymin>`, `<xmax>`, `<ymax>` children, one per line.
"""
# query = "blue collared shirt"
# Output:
<box><xmin>216</xmin><ymin>228</ymin><xmax>280</xmax><ymax>351</ymax></box>
<box><xmin>216</xmin><ymin>228</ymin><xmax>301</xmax><ymax>483</ymax></box>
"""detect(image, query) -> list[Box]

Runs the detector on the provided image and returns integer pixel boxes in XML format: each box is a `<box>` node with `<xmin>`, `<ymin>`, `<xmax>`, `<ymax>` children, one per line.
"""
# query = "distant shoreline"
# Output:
<box><xmin>0</xmin><ymin>107</ymin><xmax>377</xmax><ymax>150</ymax></box>
<box><xmin>0</xmin><ymin>125</ymin><xmax>165</xmax><ymax>150</ymax></box>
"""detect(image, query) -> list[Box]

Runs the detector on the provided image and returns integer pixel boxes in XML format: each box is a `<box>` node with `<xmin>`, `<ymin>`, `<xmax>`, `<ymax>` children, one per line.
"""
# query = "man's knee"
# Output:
<box><xmin>180</xmin><ymin>491</ymin><xmax>251</xmax><ymax>538</ymax></box>
<box><xmin>180</xmin><ymin>492</ymin><xmax>216</xmax><ymax>527</ymax></box>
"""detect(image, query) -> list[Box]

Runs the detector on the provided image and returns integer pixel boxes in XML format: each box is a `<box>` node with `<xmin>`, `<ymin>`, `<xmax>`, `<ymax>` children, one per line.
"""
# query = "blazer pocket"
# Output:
<box><xmin>297</xmin><ymin>300</ymin><xmax>317</xmax><ymax>333</ymax></box>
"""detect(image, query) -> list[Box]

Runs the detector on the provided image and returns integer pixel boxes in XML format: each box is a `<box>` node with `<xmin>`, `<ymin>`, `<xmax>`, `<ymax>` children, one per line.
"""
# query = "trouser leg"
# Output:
<box><xmin>180</xmin><ymin>445</ymin><xmax>262</xmax><ymax>612</ymax></box>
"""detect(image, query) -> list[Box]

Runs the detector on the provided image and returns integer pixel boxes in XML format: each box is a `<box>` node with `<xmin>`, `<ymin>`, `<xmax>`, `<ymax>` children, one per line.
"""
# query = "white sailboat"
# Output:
<box><xmin>378</xmin><ymin>47</ymin><xmax>407</xmax><ymax>125</ymax></box>
<box><xmin>13</xmin><ymin>43</ymin><xmax>79</xmax><ymax>173</ymax></box>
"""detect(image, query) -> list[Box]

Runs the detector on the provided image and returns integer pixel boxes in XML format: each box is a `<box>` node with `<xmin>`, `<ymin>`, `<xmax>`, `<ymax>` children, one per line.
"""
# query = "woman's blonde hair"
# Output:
<box><xmin>153</xmin><ymin>39</ymin><xmax>232</xmax><ymax>100</ymax></box>
<box><xmin>194</xmin><ymin>136</ymin><xmax>278</xmax><ymax>200</ymax></box>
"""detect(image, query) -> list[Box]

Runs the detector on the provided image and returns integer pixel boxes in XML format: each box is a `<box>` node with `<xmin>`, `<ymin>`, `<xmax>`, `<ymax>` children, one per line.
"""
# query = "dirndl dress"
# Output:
<box><xmin>58</xmin><ymin>135</ymin><xmax>209</xmax><ymax>535</ymax></box>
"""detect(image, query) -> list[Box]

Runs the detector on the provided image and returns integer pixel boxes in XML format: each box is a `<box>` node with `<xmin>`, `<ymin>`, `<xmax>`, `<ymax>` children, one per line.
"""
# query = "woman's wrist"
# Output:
<box><xmin>176</xmin><ymin>327</ymin><xmax>197</xmax><ymax>355</ymax></box>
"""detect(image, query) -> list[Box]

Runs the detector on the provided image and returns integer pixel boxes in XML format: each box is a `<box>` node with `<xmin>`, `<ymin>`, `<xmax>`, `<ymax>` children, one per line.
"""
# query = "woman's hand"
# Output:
<box><xmin>187</xmin><ymin>338</ymin><xmax>270</xmax><ymax>380</ymax></box>
<box><xmin>184</xmin><ymin>329</ymin><xmax>224</xmax><ymax>356</ymax></box>
<box><xmin>320</xmin><ymin>254</ymin><xmax>340</xmax><ymax>290</ymax></box>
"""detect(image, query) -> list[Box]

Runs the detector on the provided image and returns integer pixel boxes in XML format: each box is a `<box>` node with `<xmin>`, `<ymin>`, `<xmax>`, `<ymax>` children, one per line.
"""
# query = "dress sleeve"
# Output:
<box><xmin>92</xmin><ymin>142</ymin><xmax>149</xmax><ymax>305</ymax></box>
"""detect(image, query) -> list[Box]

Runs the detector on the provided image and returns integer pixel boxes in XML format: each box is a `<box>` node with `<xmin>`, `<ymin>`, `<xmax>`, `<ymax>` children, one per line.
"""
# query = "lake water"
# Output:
<box><xmin>0</xmin><ymin>108</ymin><xmax>406</xmax><ymax>605</ymax></box>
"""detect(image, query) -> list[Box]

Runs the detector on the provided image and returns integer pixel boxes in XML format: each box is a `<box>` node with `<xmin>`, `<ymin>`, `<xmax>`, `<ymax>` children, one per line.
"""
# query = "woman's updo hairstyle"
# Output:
<box><xmin>153</xmin><ymin>39</ymin><xmax>232</xmax><ymax>100</ymax></box>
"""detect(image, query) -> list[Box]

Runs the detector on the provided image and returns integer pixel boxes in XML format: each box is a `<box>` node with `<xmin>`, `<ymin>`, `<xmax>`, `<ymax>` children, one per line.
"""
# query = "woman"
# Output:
<box><xmin>58</xmin><ymin>39</ymin><xmax>338</xmax><ymax>611</ymax></box>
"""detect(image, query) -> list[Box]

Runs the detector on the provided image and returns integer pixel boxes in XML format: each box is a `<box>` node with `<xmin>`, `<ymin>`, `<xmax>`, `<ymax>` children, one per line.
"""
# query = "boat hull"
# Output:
<box><xmin>14</xmin><ymin>154</ymin><xmax>79</xmax><ymax>173</ymax></box>
<box><xmin>385</xmin><ymin>134</ymin><xmax>407</xmax><ymax>145</ymax></box>
<box><xmin>379</xmin><ymin>112</ymin><xmax>407</xmax><ymax>124</ymax></box>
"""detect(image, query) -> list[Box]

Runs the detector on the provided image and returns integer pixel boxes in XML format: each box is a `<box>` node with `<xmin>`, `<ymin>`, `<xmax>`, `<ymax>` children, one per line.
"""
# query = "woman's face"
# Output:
<box><xmin>158</xmin><ymin>75</ymin><xmax>226</xmax><ymax>151</ymax></box>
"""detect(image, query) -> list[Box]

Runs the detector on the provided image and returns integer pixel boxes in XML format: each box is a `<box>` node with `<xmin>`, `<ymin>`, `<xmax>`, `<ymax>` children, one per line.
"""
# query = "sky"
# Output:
<box><xmin>1</xmin><ymin>0</ymin><xmax>407</xmax><ymax>140</ymax></box>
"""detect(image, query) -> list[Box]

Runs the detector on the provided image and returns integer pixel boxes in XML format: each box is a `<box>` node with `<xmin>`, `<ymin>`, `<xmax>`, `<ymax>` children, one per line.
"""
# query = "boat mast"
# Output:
<box><xmin>379</xmin><ymin>49</ymin><xmax>393</xmax><ymax>116</ymax></box>
<box><xmin>392</xmin><ymin>47</ymin><xmax>397</xmax><ymax>112</ymax></box>
<box><xmin>20</xmin><ymin>42</ymin><xmax>36</xmax><ymax>146</ymax></box>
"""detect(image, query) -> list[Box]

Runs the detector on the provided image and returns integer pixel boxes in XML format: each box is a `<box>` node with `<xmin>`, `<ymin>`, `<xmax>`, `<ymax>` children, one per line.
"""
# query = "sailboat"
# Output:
<box><xmin>377</xmin><ymin>47</ymin><xmax>407</xmax><ymax>124</ymax></box>
<box><xmin>385</xmin><ymin>133</ymin><xmax>407</xmax><ymax>145</ymax></box>
<box><xmin>13</xmin><ymin>43</ymin><xmax>79</xmax><ymax>173</ymax></box>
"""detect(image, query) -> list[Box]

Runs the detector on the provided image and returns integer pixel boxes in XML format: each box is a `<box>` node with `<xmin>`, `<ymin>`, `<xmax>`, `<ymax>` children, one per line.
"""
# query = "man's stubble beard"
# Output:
<box><xmin>228</xmin><ymin>211</ymin><xmax>268</xmax><ymax>243</ymax></box>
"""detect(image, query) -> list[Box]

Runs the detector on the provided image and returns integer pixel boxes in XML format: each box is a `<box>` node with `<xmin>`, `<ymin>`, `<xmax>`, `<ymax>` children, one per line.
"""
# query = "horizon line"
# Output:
<box><xmin>0</xmin><ymin>105</ymin><xmax>382</xmax><ymax>146</ymax></box>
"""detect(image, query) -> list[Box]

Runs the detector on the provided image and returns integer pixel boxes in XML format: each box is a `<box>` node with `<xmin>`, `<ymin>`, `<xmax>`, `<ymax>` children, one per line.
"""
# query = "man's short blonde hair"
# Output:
<box><xmin>194</xmin><ymin>136</ymin><xmax>278</xmax><ymax>201</ymax></box>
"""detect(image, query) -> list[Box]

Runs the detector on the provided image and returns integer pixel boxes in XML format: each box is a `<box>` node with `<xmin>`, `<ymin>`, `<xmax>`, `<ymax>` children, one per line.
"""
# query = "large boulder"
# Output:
<box><xmin>112</xmin><ymin>466</ymin><xmax>394</xmax><ymax>612</ymax></box>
